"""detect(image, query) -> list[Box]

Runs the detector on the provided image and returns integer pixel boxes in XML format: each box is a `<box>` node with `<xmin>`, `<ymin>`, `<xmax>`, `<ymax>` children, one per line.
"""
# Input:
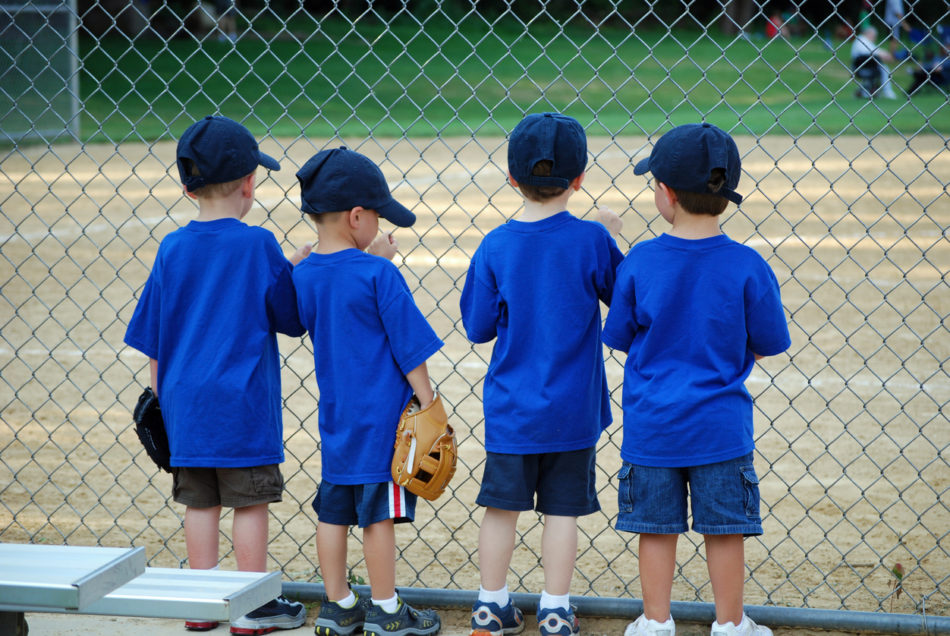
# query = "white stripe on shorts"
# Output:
<box><xmin>388</xmin><ymin>482</ymin><xmax>406</xmax><ymax>518</ymax></box>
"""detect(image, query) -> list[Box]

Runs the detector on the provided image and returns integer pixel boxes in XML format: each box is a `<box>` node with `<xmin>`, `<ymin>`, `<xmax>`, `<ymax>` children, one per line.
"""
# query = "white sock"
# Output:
<box><xmin>335</xmin><ymin>591</ymin><xmax>356</xmax><ymax>609</ymax></box>
<box><xmin>712</xmin><ymin>613</ymin><xmax>745</xmax><ymax>630</ymax></box>
<box><xmin>539</xmin><ymin>590</ymin><xmax>570</xmax><ymax>611</ymax></box>
<box><xmin>372</xmin><ymin>594</ymin><xmax>399</xmax><ymax>614</ymax></box>
<box><xmin>478</xmin><ymin>585</ymin><xmax>510</xmax><ymax>607</ymax></box>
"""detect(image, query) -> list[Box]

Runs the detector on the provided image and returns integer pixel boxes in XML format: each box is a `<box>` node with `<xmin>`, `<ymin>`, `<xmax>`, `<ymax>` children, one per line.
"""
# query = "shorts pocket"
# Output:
<box><xmin>250</xmin><ymin>465</ymin><xmax>284</xmax><ymax>497</ymax></box>
<box><xmin>617</xmin><ymin>462</ymin><xmax>634</xmax><ymax>513</ymax></box>
<box><xmin>740</xmin><ymin>465</ymin><xmax>760</xmax><ymax>518</ymax></box>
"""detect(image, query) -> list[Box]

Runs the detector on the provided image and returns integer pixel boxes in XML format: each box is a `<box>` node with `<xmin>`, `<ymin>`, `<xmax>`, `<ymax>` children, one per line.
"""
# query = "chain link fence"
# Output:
<box><xmin>1</xmin><ymin>0</ymin><xmax>948</xmax><ymax>626</ymax></box>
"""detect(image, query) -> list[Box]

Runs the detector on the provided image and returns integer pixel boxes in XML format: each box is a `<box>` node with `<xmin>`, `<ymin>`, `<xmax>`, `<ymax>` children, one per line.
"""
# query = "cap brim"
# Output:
<box><xmin>633</xmin><ymin>157</ymin><xmax>651</xmax><ymax>175</ymax></box>
<box><xmin>258</xmin><ymin>151</ymin><xmax>280</xmax><ymax>171</ymax></box>
<box><xmin>376</xmin><ymin>198</ymin><xmax>416</xmax><ymax>227</ymax></box>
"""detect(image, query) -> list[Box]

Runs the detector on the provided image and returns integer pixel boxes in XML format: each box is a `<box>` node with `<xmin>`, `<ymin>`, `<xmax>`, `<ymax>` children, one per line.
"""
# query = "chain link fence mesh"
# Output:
<box><xmin>1</xmin><ymin>0</ymin><xmax>948</xmax><ymax>622</ymax></box>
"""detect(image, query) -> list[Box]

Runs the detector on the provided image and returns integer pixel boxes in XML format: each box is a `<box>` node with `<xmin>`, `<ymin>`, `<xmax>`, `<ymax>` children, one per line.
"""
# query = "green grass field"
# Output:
<box><xmin>79</xmin><ymin>17</ymin><xmax>948</xmax><ymax>141</ymax></box>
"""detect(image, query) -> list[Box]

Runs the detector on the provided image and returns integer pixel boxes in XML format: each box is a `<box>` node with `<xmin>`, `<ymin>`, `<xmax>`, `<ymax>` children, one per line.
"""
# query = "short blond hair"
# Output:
<box><xmin>184</xmin><ymin>160</ymin><xmax>247</xmax><ymax>199</ymax></box>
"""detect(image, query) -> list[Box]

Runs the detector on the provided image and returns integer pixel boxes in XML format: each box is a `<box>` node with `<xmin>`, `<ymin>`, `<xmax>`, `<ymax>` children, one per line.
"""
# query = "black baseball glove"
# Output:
<box><xmin>133</xmin><ymin>387</ymin><xmax>171</xmax><ymax>473</ymax></box>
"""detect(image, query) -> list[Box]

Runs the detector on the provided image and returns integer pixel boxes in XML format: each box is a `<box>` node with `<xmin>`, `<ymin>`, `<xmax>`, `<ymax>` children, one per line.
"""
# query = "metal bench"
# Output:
<box><xmin>0</xmin><ymin>543</ymin><xmax>281</xmax><ymax>632</ymax></box>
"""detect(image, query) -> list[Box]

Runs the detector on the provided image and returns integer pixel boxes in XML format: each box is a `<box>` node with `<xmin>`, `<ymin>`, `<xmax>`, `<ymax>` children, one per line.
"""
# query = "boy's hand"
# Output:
<box><xmin>367</xmin><ymin>232</ymin><xmax>398</xmax><ymax>260</ymax></box>
<box><xmin>288</xmin><ymin>242</ymin><xmax>313</xmax><ymax>266</ymax></box>
<box><xmin>597</xmin><ymin>206</ymin><xmax>623</xmax><ymax>236</ymax></box>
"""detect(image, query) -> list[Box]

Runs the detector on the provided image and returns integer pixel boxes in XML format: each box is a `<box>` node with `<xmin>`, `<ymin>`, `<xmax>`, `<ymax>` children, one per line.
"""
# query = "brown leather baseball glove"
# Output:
<box><xmin>391</xmin><ymin>393</ymin><xmax>457</xmax><ymax>501</ymax></box>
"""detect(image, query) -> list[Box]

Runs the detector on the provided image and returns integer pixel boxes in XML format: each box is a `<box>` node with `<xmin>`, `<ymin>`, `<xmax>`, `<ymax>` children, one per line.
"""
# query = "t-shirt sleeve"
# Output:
<box><xmin>378</xmin><ymin>264</ymin><xmax>444</xmax><ymax>375</ymax></box>
<box><xmin>459</xmin><ymin>245</ymin><xmax>501</xmax><ymax>343</ymax></box>
<box><xmin>264</xmin><ymin>237</ymin><xmax>305</xmax><ymax>338</ymax></box>
<box><xmin>746</xmin><ymin>265</ymin><xmax>792</xmax><ymax>357</ymax></box>
<box><xmin>601</xmin><ymin>257</ymin><xmax>637</xmax><ymax>351</ymax></box>
<box><xmin>597</xmin><ymin>232</ymin><xmax>626</xmax><ymax>306</ymax></box>
<box><xmin>124</xmin><ymin>259</ymin><xmax>162</xmax><ymax>359</ymax></box>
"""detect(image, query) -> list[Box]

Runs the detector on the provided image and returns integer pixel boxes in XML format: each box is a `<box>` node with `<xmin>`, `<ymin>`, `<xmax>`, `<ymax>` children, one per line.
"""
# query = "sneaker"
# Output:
<box><xmin>535</xmin><ymin>606</ymin><xmax>578</xmax><ymax>636</ymax></box>
<box><xmin>470</xmin><ymin>600</ymin><xmax>525</xmax><ymax>636</ymax></box>
<box><xmin>314</xmin><ymin>591</ymin><xmax>371</xmax><ymax>636</ymax></box>
<box><xmin>186</xmin><ymin>621</ymin><xmax>220</xmax><ymax>631</ymax></box>
<box><xmin>710</xmin><ymin>614</ymin><xmax>773</xmax><ymax>636</ymax></box>
<box><xmin>624</xmin><ymin>615</ymin><xmax>675</xmax><ymax>636</ymax></box>
<box><xmin>229</xmin><ymin>595</ymin><xmax>307</xmax><ymax>635</ymax></box>
<box><xmin>363</xmin><ymin>598</ymin><xmax>441</xmax><ymax>636</ymax></box>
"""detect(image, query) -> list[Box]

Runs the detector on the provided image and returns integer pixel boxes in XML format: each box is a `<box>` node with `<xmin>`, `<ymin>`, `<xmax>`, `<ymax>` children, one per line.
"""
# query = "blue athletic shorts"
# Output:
<box><xmin>615</xmin><ymin>453</ymin><xmax>763</xmax><ymax>536</ymax></box>
<box><xmin>312</xmin><ymin>481</ymin><xmax>416</xmax><ymax>528</ymax></box>
<box><xmin>476</xmin><ymin>447</ymin><xmax>600</xmax><ymax>516</ymax></box>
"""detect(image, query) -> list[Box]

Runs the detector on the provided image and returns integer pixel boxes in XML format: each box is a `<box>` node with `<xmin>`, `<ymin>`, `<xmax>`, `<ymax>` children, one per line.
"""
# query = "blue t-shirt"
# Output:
<box><xmin>124</xmin><ymin>218</ymin><xmax>304</xmax><ymax>468</ymax></box>
<box><xmin>293</xmin><ymin>249</ymin><xmax>444</xmax><ymax>485</ymax></box>
<box><xmin>602</xmin><ymin>233</ymin><xmax>791</xmax><ymax>468</ymax></box>
<box><xmin>459</xmin><ymin>211</ymin><xmax>624</xmax><ymax>454</ymax></box>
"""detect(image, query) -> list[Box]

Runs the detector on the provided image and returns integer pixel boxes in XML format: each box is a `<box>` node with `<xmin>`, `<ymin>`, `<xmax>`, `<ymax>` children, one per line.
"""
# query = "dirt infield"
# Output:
<box><xmin>1</xmin><ymin>134</ymin><xmax>947</xmax><ymax>619</ymax></box>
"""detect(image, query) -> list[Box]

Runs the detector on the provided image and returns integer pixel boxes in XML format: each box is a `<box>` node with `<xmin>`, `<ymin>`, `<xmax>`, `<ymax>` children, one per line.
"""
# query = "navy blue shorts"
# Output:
<box><xmin>476</xmin><ymin>447</ymin><xmax>600</xmax><ymax>516</ymax></box>
<box><xmin>615</xmin><ymin>453</ymin><xmax>763</xmax><ymax>536</ymax></box>
<box><xmin>312</xmin><ymin>481</ymin><xmax>416</xmax><ymax>528</ymax></box>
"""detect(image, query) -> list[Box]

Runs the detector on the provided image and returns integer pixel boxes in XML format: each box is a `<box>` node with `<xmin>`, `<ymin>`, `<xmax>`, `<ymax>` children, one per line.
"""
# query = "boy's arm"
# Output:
<box><xmin>367</xmin><ymin>232</ymin><xmax>398</xmax><ymax>260</ymax></box>
<box><xmin>405</xmin><ymin>361</ymin><xmax>435</xmax><ymax>408</ymax></box>
<box><xmin>597</xmin><ymin>206</ymin><xmax>623</xmax><ymax>236</ymax></box>
<box><xmin>149</xmin><ymin>358</ymin><xmax>158</xmax><ymax>395</ymax></box>
<box><xmin>288</xmin><ymin>242</ymin><xmax>313</xmax><ymax>265</ymax></box>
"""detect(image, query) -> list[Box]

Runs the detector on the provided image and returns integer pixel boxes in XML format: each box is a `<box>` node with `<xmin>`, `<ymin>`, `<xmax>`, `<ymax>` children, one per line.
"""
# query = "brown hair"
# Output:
<box><xmin>517</xmin><ymin>160</ymin><xmax>568</xmax><ymax>202</ymax></box>
<box><xmin>306</xmin><ymin>211</ymin><xmax>346</xmax><ymax>225</ymax></box>
<box><xmin>671</xmin><ymin>168</ymin><xmax>730</xmax><ymax>216</ymax></box>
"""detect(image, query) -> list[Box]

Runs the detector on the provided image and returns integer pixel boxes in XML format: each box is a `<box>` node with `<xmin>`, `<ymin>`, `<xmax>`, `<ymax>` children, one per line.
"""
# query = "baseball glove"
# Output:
<box><xmin>133</xmin><ymin>387</ymin><xmax>171</xmax><ymax>473</ymax></box>
<box><xmin>391</xmin><ymin>393</ymin><xmax>457</xmax><ymax>501</ymax></box>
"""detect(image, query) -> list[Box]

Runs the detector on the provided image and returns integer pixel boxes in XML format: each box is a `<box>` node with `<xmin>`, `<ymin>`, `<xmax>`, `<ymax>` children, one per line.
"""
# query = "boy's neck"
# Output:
<box><xmin>667</xmin><ymin>204</ymin><xmax>722</xmax><ymax>240</ymax></box>
<box><xmin>195</xmin><ymin>195</ymin><xmax>246</xmax><ymax>222</ymax></box>
<box><xmin>314</xmin><ymin>224</ymin><xmax>359</xmax><ymax>254</ymax></box>
<box><xmin>518</xmin><ymin>189</ymin><xmax>573</xmax><ymax>222</ymax></box>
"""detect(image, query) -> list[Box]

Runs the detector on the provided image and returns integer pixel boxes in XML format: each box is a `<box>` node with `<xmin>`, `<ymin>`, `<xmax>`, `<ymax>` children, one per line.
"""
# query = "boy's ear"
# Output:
<box><xmin>347</xmin><ymin>206</ymin><xmax>365</xmax><ymax>228</ymax></box>
<box><xmin>240</xmin><ymin>172</ymin><xmax>256</xmax><ymax>199</ymax></box>
<box><xmin>183</xmin><ymin>185</ymin><xmax>198</xmax><ymax>200</ymax></box>
<box><xmin>657</xmin><ymin>181</ymin><xmax>677</xmax><ymax>206</ymax></box>
<box><xmin>571</xmin><ymin>172</ymin><xmax>586</xmax><ymax>191</ymax></box>
<box><xmin>507</xmin><ymin>171</ymin><xmax>519</xmax><ymax>188</ymax></box>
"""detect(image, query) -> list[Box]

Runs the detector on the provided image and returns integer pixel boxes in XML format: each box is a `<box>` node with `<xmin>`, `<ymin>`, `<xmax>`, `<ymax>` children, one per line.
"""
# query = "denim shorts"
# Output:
<box><xmin>312</xmin><ymin>481</ymin><xmax>416</xmax><ymax>528</ymax></box>
<box><xmin>172</xmin><ymin>465</ymin><xmax>283</xmax><ymax>509</ymax></box>
<box><xmin>615</xmin><ymin>453</ymin><xmax>763</xmax><ymax>536</ymax></box>
<box><xmin>476</xmin><ymin>447</ymin><xmax>600</xmax><ymax>517</ymax></box>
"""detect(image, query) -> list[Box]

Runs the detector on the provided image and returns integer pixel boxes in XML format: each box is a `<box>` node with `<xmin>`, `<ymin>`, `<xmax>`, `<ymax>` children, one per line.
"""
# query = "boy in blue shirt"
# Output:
<box><xmin>124</xmin><ymin>115</ymin><xmax>309</xmax><ymax>634</ymax></box>
<box><xmin>602</xmin><ymin>123</ymin><xmax>792</xmax><ymax>636</ymax></box>
<box><xmin>460</xmin><ymin>113</ymin><xmax>624</xmax><ymax>636</ymax></box>
<box><xmin>293</xmin><ymin>148</ymin><xmax>444</xmax><ymax>636</ymax></box>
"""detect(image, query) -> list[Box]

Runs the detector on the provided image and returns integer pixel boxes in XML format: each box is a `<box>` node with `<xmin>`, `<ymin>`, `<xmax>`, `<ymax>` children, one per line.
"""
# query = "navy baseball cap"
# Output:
<box><xmin>508</xmin><ymin>112</ymin><xmax>588</xmax><ymax>189</ymax></box>
<box><xmin>634</xmin><ymin>123</ymin><xmax>743</xmax><ymax>204</ymax></box>
<box><xmin>296</xmin><ymin>147</ymin><xmax>416</xmax><ymax>227</ymax></box>
<box><xmin>176</xmin><ymin>115</ymin><xmax>280</xmax><ymax>190</ymax></box>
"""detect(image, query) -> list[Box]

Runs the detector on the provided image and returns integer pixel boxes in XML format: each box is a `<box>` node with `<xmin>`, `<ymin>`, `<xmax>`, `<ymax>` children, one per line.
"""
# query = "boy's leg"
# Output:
<box><xmin>363</xmin><ymin>518</ymin><xmax>397</xmax><ymax>601</ymax></box>
<box><xmin>356</xmin><ymin>484</ymin><xmax>439</xmax><ymax>636</ymax></box>
<box><xmin>704</xmin><ymin>534</ymin><xmax>744</xmax><ymax>626</ymax></box>
<box><xmin>232</xmin><ymin>502</ymin><xmax>268</xmax><ymax>572</ymax></box>
<box><xmin>478</xmin><ymin>507</ymin><xmax>520</xmax><ymax>591</ymax></box>
<box><xmin>224</xmin><ymin>466</ymin><xmax>305</xmax><ymax>634</ymax></box>
<box><xmin>639</xmin><ymin>533</ymin><xmax>678</xmax><ymax>623</ymax></box>
<box><xmin>317</xmin><ymin>522</ymin><xmax>351</xmax><ymax>602</ymax></box>
<box><xmin>314</xmin><ymin>514</ymin><xmax>368</xmax><ymax>636</ymax></box>
<box><xmin>185</xmin><ymin>505</ymin><xmax>221</xmax><ymax>569</ymax></box>
<box><xmin>541</xmin><ymin>514</ymin><xmax>577</xmax><ymax>596</ymax></box>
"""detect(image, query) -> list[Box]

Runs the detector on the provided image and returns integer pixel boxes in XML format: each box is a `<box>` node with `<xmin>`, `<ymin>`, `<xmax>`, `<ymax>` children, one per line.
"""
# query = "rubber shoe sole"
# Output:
<box><xmin>186</xmin><ymin>621</ymin><xmax>220</xmax><ymax>631</ymax></box>
<box><xmin>230</xmin><ymin>608</ymin><xmax>307</xmax><ymax>634</ymax></box>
